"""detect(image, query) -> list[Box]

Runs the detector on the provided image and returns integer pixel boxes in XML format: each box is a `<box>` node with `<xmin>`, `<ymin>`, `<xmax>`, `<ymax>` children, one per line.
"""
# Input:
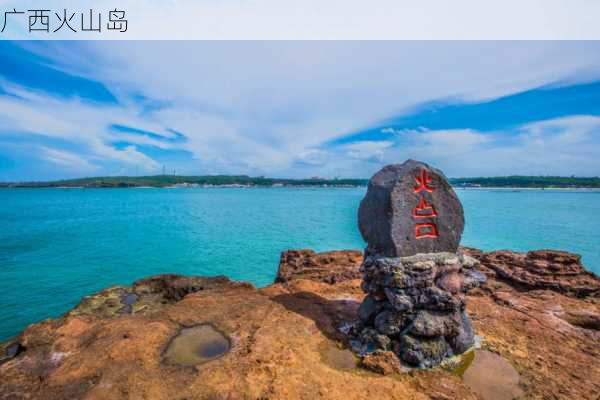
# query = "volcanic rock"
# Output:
<box><xmin>463</xmin><ymin>248</ymin><xmax>600</xmax><ymax>297</ymax></box>
<box><xmin>358</xmin><ymin>160</ymin><xmax>464</xmax><ymax>257</ymax></box>
<box><xmin>355</xmin><ymin>252</ymin><xmax>481</xmax><ymax>367</ymax></box>
<box><xmin>1</xmin><ymin>248</ymin><xmax>600</xmax><ymax>399</ymax></box>
<box><xmin>276</xmin><ymin>249</ymin><xmax>363</xmax><ymax>284</ymax></box>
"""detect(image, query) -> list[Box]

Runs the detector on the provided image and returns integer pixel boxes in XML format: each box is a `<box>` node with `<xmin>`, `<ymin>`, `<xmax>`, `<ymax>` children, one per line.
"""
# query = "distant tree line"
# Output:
<box><xmin>0</xmin><ymin>175</ymin><xmax>368</xmax><ymax>188</ymax></box>
<box><xmin>449</xmin><ymin>176</ymin><xmax>600</xmax><ymax>188</ymax></box>
<box><xmin>1</xmin><ymin>175</ymin><xmax>599</xmax><ymax>188</ymax></box>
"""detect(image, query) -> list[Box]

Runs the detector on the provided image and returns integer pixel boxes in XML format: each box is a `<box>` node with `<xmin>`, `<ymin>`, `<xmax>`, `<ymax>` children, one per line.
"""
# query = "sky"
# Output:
<box><xmin>1</xmin><ymin>41</ymin><xmax>600</xmax><ymax>181</ymax></box>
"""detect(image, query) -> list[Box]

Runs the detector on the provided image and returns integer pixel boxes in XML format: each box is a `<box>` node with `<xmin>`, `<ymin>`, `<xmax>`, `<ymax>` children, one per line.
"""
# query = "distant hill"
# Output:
<box><xmin>1</xmin><ymin>175</ymin><xmax>599</xmax><ymax>188</ymax></box>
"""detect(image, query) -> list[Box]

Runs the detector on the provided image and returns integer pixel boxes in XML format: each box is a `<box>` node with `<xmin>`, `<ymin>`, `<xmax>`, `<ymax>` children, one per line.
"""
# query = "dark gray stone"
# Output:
<box><xmin>448</xmin><ymin>311</ymin><xmax>475</xmax><ymax>353</ymax></box>
<box><xmin>384</xmin><ymin>287</ymin><xmax>413</xmax><ymax>311</ymax></box>
<box><xmin>374</xmin><ymin>310</ymin><xmax>412</xmax><ymax>336</ymax></box>
<box><xmin>1</xmin><ymin>342</ymin><xmax>25</xmax><ymax>364</ymax></box>
<box><xmin>353</xmin><ymin>328</ymin><xmax>392</xmax><ymax>355</ymax></box>
<box><xmin>358</xmin><ymin>295</ymin><xmax>383</xmax><ymax>324</ymax></box>
<box><xmin>407</xmin><ymin>310</ymin><xmax>460</xmax><ymax>338</ymax></box>
<box><xmin>397</xmin><ymin>334</ymin><xmax>451</xmax><ymax>368</ymax></box>
<box><xmin>358</xmin><ymin>160</ymin><xmax>464</xmax><ymax>258</ymax></box>
<box><xmin>416</xmin><ymin>287</ymin><xmax>464</xmax><ymax>311</ymax></box>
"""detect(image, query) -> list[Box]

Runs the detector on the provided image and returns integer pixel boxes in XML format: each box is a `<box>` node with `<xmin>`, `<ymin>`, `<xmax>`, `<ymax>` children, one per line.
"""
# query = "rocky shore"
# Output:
<box><xmin>1</xmin><ymin>248</ymin><xmax>599</xmax><ymax>400</ymax></box>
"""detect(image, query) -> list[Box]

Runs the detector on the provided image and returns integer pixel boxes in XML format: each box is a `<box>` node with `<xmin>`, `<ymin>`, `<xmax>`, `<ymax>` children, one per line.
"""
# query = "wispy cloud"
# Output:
<box><xmin>330</xmin><ymin>116</ymin><xmax>600</xmax><ymax>177</ymax></box>
<box><xmin>40</xmin><ymin>147</ymin><xmax>97</xmax><ymax>170</ymax></box>
<box><xmin>1</xmin><ymin>41</ymin><xmax>600</xmax><ymax>180</ymax></box>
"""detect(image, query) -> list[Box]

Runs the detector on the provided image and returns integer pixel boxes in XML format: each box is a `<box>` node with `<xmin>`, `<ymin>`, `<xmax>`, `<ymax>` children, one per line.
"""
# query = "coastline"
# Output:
<box><xmin>1</xmin><ymin>247</ymin><xmax>599</xmax><ymax>399</ymax></box>
<box><xmin>2</xmin><ymin>185</ymin><xmax>600</xmax><ymax>190</ymax></box>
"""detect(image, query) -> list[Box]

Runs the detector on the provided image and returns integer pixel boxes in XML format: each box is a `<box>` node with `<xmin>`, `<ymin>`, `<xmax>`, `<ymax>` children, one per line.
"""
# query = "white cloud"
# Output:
<box><xmin>343</xmin><ymin>141</ymin><xmax>394</xmax><ymax>162</ymax></box>
<box><xmin>366</xmin><ymin>116</ymin><xmax>600</xmax><ymax>177</ymax></box>
<box><xmin>40</xmin><ymin>147</ymin><xmax>97</xmax><ymax>170</ymax></box>
<box><xmin>3</xmin><ymin>42</ymin><xmax>600</xmax><ymax>178</ymax></box>
<box><xmin>0</xmin><ymin>81</ymin><xmax>166</xmax><ymax>173</ymax></box>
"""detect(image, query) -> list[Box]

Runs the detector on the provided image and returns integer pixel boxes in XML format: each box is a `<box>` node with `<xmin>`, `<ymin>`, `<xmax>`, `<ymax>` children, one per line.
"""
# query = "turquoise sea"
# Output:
<box><xmin>1</xmin><ymin>188</ymin><xmax>599</xmax><ymax>341</ymax></box>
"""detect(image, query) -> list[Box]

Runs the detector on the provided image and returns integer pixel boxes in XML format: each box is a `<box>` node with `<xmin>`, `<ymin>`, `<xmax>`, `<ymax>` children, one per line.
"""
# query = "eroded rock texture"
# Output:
<box><xmin>463</xmin><ymin>248</ymin><xmax>600</xmax><ymax>297</ymax></box>
<box><xmin>352</xmin><ymin>252</ymin><xmax>485</xmax><ymax>368</ymax></box>
<box><xmin>276</xmin><ymin>249</ymin><xmax>363</xmax><ymax>284</ymax></box>
<box><xmin>1</xmin><ymin>249</ymin><xmax>599</xmax><ymax>399</ymax></box>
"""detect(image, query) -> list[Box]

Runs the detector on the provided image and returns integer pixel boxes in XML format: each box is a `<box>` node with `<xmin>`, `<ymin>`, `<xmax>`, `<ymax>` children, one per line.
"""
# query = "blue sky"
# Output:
<box><xmin>1</xmin><ymin>41</ymin><xmax>600</xmax><ymax>181</ymax></box>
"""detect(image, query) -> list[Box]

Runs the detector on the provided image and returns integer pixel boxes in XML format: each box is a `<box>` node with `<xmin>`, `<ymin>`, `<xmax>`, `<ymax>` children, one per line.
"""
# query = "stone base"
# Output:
<box><xmin>350</xmin><ymin>252</ymin><xmax>486</xmax><ymax>368</ymax></box>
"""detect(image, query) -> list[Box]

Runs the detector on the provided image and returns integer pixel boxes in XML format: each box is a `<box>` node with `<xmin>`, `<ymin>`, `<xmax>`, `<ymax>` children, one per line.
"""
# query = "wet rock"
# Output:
<box><xmin>462</xmin><ymin>350</ymin><xmax>524</xmax><ymax>400</ymax></box>
<box><xmin>320</xmin><ymin>345</ymin><xmax>357</xmax><ymax>371</ymax></box>
<box><xmin>163</xmin><ymin>324</ymin><xmax>230</xmax><ymax>367</ymax></box>
<box><xmin>398</xmin><ymin>334</ymin><xmax>451</xmax><ymax>368</ymax></box>
<box><xmin>118</xmin><ymin>293</ymin><xmax>139</xmax><ymax>314</ymax></box>
<box><xmin>358</xmin><ymin>160</ymin><xmax>464</xmax><ymax>258</ymax></box>
<box><xmin>1</xmin><ymin>342</ymin><xmax>26</xmax><ymax>364</ymax></box>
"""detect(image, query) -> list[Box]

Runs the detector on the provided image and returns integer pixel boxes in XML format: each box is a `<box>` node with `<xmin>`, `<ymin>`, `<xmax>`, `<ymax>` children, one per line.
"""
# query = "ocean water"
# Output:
<box><xmin>0</xmin><ymin>187</ymin><xmax>599</xmax><ymax>341</ymax></box>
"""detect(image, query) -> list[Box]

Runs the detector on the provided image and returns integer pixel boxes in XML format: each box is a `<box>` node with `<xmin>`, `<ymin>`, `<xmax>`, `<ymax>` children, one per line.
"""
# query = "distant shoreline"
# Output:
<box><xmin>1</xmin><ymin>174</ymin><xmax>599</xmax><ymax>189</ymax></box>
<box><xmin>2</xmin><ymin>185</ymin><xmax>600</xmax><ymax>191</ymax></box>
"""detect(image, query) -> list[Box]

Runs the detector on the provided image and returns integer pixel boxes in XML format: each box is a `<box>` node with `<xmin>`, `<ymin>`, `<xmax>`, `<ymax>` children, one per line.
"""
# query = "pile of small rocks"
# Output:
<box><xmin>352</xmin><ymin>252</ymin><xmax>485</xmax><ymax>368</ymax></box>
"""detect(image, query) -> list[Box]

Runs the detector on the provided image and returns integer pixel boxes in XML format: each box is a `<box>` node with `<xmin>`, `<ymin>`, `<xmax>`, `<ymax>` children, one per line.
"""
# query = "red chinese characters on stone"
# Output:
<box><xmin>415</xmin><ymin>222</ymin><xmax>439</xmax><ymax>239</ymax></box>
<box><xmin>412</xmin><ymin>169</ymin><xmax>439</xmax><ymax>239</ymax></box>
<box><xmin>413</xmin><ymin>169</ymin><xmax>434</xmax><ymax>193</ymax></box>
<box><xmin>412</xmin><ymin>196</ymin><xmax>438</xmax><ymax>218</ymax></box>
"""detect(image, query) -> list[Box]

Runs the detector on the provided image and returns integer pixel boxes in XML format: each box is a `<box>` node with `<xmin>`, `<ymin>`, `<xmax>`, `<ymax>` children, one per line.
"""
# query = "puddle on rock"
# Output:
<box><xmin>163</xmin><ymin>324</ymin><xmax>230</xmax><ymax>367</ymax></box>
<box><xmin>461</xmin><ymin>350</ymin><xmax>524</xmax><ymax>400</ymax></box>
<box><xmin>119</xmin><ymin>293</ymin><xmax>139</xmax><ymax>314</ymax></box>
<box><xmin>319</xmin><ymin>343</ymin><xmax>358</xmax><ymax>371</ymax></box>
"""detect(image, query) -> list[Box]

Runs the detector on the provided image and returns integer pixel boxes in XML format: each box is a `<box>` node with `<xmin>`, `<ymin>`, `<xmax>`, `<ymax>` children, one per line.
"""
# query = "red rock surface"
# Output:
<box><xmin>276</xmin><ymin>249</ymin><xmax>363</xmax><ymax>284</ymax></box>
<box><xmin>462</xmin><ymin>247</ymin><xmax>600</xmax><ymax>297</ymax></box>
<box><xmin>1</xmin><ymin>248</ymin><xmax>599</xmax><ymax>399</ymax></box>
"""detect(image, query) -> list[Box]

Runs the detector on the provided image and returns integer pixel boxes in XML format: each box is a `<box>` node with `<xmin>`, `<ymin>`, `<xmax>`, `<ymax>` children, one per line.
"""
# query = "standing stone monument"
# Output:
<box><xmin>350</xmin><ymin>160</ymin><xmax>486</xmax><ymax>368</ymax></box>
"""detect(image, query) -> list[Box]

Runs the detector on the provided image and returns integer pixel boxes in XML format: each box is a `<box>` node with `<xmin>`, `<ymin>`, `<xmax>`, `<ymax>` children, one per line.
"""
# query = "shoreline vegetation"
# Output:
<box><xmin>1</xmin><ymin>175</ymin><xmax>600</xmax><ymax>189</ymax></box>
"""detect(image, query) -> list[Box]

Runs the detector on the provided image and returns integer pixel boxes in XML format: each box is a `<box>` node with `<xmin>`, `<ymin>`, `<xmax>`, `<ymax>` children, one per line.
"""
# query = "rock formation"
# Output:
<box><xmin>353</xmin><ymin>160</ymin><xmax>483</xmax><ymax>368</ymax></box>
<box><xmin>1</xmin><ymin>248</ymin><xmax>600</xmax><ymax>399</ymax></box>
<box><xmin>463</xmin><ymin>248</ymin><xmax>600</xmax><ymax>297</ymax></box>
<box><xmin>358</xmin><ymin>160</ymin><xmax>464</xmax><ymax>257</ymax></box>
<box><xmin>276</xmin><ymin>249</ymin><xmax>363</xmax><ymax>284</ymax></box>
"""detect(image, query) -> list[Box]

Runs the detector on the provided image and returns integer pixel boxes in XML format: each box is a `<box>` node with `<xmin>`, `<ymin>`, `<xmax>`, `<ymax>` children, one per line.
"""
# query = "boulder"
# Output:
<box><xmin>358</xmin><ymin>160</ymin><xmax>464</xmax><ymax>258</ymax></box>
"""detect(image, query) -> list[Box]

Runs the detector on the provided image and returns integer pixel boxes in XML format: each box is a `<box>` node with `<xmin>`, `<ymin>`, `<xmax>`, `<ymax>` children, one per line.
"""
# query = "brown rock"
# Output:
<box><xmin>463</xmin><ymin>248</ymin><xmax>600</xmax><ymax>297</ymax></box>
<box><xmin>276</xmin><ymin>249</ymin><xmax>363</xmax><ymax>284</ymax></box>
<box><xmin>1</xmin><ymin>248</ymin><xmax>599</xmax><ymax>399</ymax></box>
<box><xmin>360</xmin><ymin>351</ymin><xmax>403</xmax><ymax>375</ymax></box>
